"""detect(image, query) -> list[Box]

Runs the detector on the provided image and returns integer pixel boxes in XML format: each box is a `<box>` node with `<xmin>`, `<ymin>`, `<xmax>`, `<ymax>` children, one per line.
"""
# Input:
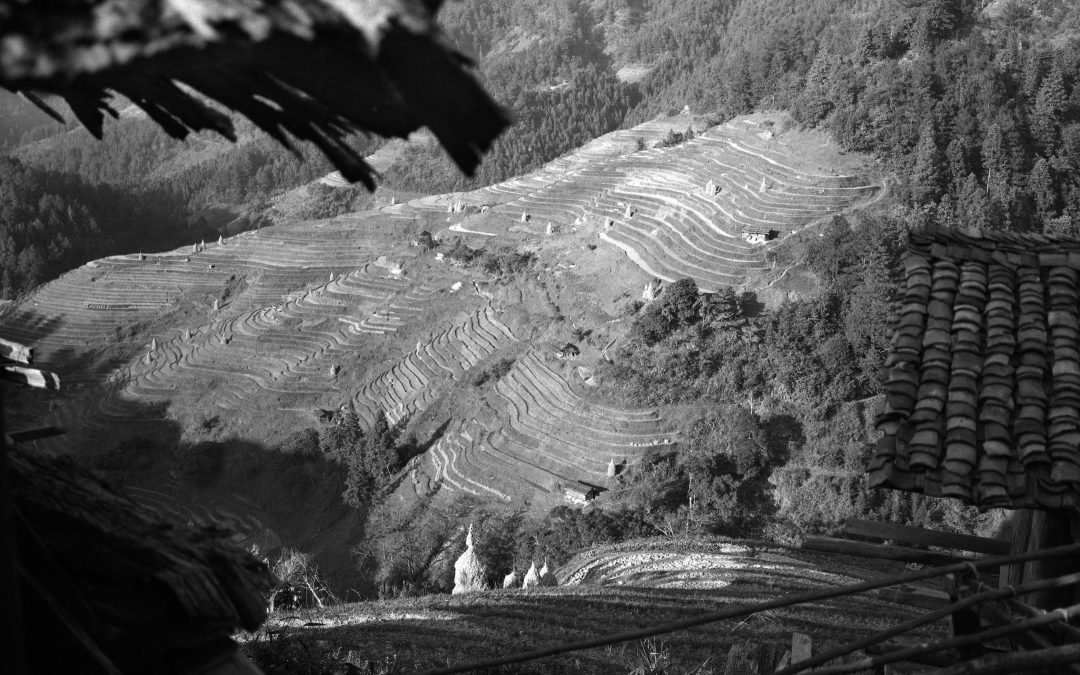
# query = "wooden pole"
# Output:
<box><xmin>776</xmin><ymin>571</ymin><xmax>1080</xmax><ymax>675</ymax></box>
<box><xmin>0</xmin><ymin>384</ymin><xmax>28</xmax><ymax>674</ymax></box>
<box><xmin>800</xmin><ymin>602</ymin><xmax>1080</xmax><ymax>675</ymax></box>
<box><xmin>843</xmin><ymin>518</ymin><xmax>1009</xmax><ymax>556</ymax></box>
<box><xmin>933</xmin><ymin>643</ymin><xmax>1080</xmax><ymax>675</ymax></box>
<box><xmin>802</xmin><ymin>535</ymin><xmax>977</xmax><ymax>566</ymax></box>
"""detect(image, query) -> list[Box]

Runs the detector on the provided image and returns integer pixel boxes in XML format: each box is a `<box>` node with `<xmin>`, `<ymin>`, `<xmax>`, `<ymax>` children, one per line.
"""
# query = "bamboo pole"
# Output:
<box><xmin>975</xmin><ymin>599</ymin><xmax>1080</xmax><ymax>675</ymax></box>
<box><xmin>1002</xmin><ymin>594</ymin><xmax>1080</xmax><ymax>642</ymax></box>
<box><xmin>776</xmin><ymin>571</ymin><xmax>1080</xmax><ymax>675</ymax></box>
<box><xmin>802</xmin><ymin>602</ymin><xmax>1080</xmax><ymax>675</ymax></box>
<box><xmin>420</xmin><ymin>543</ymin><xmax>1080</xmax><ymax>675</ymax></box>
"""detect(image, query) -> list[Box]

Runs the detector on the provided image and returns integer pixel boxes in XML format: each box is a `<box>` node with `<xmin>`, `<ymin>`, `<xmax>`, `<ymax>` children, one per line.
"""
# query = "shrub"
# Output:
<box><xmin>268</xmin><ymin>548</ymin><xmax>332</xmax><ymax>611</ymax></box>
<box><xmin>480</xmin><ymin>247</ymin><xmax>534</xmax><ymax>278</ymax></box>
<box><xmin>659</xmin><ymin>127</ymin><xmax>695</xmax><ymax>148</ymax></box>
<box><xmin>631</xmin><ymin>278</ymin><xmax>701</xmax><ymax>344</ymax></box>
<box><xmin>470</xmin><ymin>357</ymin><xmax>515</xmax><ymax>386</ymax></box>
<box><xmin>279</xmin><ymin>428</ymin><xmax>321</xmax><ymax>457</ymax></box>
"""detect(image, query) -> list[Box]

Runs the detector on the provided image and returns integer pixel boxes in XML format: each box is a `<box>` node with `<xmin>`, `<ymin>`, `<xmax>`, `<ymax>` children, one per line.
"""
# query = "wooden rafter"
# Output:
<box><xmin>0</xmin><ymin>0</ymin><xmax>509</xmax><ymax>188</ymax></box>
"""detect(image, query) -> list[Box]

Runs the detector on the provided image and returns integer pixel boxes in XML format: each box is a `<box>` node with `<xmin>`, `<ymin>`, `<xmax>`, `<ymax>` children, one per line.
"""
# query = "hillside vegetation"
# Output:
<box><xmin>1</xmin><ymin>0</ymin><xmax>1076</xmax><ymax>613</ymax></box>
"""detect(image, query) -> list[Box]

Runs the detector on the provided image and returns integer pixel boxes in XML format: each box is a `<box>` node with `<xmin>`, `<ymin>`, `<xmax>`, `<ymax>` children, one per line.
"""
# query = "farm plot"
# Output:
<box><xmin>353</xmin><ymin>305</ymin><xmax>518</xmax><ymax>427</ymax></box>
<box><xmin>486</xmin><ymin>351</ymin><xmax>675</xmax><ymax>487</ymax></box>
<box><xmin>406</xmin><ymin>113</ymin><xmax>880</xmax><ymax>291</ymax></box>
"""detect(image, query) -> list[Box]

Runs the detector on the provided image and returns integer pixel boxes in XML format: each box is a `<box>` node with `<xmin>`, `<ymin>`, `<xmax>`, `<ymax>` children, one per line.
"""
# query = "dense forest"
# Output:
<box><xmin>0</xmin><ymin>157</ymin><xmax>197</xmax><ymax>297</ymax></box>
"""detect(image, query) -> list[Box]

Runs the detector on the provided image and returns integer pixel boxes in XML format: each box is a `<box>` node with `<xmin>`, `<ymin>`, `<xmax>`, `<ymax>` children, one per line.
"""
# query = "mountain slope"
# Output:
<box><xmin>0</xmin><ymin>112</ymin><xmax>883</xmax><ymax>585</ymax></box>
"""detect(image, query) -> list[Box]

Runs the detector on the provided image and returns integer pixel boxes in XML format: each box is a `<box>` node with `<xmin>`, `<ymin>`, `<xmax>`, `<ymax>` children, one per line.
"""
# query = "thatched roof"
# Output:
<box><xmin>10</xmin><ymin>444</ymin><xmax>273</xmax><ymax>674</ymax></box>
<box><xmin>871</xmin><ymin>225</ymin><xmax>1080</xmax><ymax>510</ymax></box>
<box><xmin>0</xmin><ymin>0</ymin><xmax>508</xmax><ymax>188</ymax></box>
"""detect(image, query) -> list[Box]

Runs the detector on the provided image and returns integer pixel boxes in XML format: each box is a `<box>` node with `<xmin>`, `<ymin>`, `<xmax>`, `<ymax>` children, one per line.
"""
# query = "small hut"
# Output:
<box><xmin>563</xmin><ymin>482</ymin><xmax>599</xmax><ymax>504</ymax></box>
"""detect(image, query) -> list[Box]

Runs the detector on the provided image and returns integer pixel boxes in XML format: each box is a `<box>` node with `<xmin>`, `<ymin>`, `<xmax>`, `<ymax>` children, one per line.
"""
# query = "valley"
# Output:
<box><xmin>1</xmin><ymin>112</ymin><xmax>882</xmax><ymax>586</ymax></box>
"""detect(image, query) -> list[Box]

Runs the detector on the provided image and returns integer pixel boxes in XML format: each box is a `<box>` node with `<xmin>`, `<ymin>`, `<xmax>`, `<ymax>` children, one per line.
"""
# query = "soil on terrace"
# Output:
<box><xmin>0</xmin><ymin>111</ymin><xmax>883</xmax><ymax>590</ymax></box>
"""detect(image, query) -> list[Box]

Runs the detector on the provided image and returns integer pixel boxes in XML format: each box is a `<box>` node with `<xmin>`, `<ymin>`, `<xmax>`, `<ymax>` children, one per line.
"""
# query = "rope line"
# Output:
<box><xmin>419</xmin><ymin>542</ymin><xmax>1080</xmax><ymax>675</ymax></box>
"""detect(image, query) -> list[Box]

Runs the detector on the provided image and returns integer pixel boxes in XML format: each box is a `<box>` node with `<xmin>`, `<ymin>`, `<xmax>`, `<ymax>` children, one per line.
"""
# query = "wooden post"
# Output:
<box><xmin>1023</xmin><ymin>510</ymin><xmax>1048</xmax><ymax>602</ymax></box>
<box><xmin>1002</xmin><ymin>510</ymin><xmax>1033</xmax><ymax>588</ymax></box>
<box><xmin>792</xmin><ymin>632</ymin><xmax>812</xmax><ymax>663</ymax></box>
<box><xmin>1035</xmin><ymin>511</ymin><xmax>1080</xmax><ymax>610</ymax></box>
<box><xmin>0</xmin><ymin>385</ymin><xmax>28</xmax><ymax>674</ymax></box>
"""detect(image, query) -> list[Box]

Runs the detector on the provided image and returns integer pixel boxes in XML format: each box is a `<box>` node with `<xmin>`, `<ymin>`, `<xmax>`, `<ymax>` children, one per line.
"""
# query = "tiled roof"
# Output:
<box><xmin>869</xmin><ymin>225</ymin><xmax>1080</xmax><ymax>510</ymax></box>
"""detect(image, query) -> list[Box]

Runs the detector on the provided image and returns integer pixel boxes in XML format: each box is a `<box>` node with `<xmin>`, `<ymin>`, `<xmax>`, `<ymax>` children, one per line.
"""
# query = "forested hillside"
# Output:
<box><xmin>0</xmin><ymin>157</ymin><xmax>193</xmax><ymax>298</ymax></box>
<box><xmin>6</xmin><ymin>0</ymin><xmax>1080</xmax><ymax>297</ymax></box>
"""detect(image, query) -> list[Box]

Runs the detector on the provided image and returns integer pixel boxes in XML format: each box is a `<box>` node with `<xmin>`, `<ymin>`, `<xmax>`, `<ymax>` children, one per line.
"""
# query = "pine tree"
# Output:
<box><xmin>911</xmin><ymin>124</ymin><xmax>945</xmax><ymax>205</ymax></box>
<box><xmin>1032</xmin><ymin>66</ymin><xmax>1066</xmax><ymax>153</ymax></box>
<box><xmin>1029</xmin><ymin>157</ymin><xmax>1058</xmax><ymax>224</ymax></box>
<box><xmin>945</xmin><ymin>138</ymin><xmax>970</xmax><ymax>189</ymax></box>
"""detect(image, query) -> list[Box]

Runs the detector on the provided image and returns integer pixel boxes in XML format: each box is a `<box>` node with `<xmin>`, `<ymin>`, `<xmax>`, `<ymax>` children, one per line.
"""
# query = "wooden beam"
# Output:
<box><xmin>844</xmin><ymin>518</ymin><xmax>1009</xmax><ymax>556</ymax></box>
<box><xmin>802</xmin><ymin>536</ymin><xmax>976</xmax><ymax>566</ymax></box>
<box><xmin>1</xmin><ymin>366</ymin><xmax>59</xmax><ymax>390</ymax></box>
<box><xmin>863</xmin><ymin>642</ymin><xmax>955</xmax><ymax>668</ymax></box>
<box><xmin>0</xmin><ymin>338</ymin><xmax>31</xmax><ymax>365</ymax></box>
<box><xmin>5</xmin><ymin>427</ymin><xmax>65</xmax><ymax>444</ymax></box>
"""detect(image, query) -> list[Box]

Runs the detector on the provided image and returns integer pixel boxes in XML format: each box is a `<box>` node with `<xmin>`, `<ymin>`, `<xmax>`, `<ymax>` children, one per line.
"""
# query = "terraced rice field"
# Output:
<box><xmin>0</xmin><ymin>217</ymin><xmax>489</xmax><ymax>449</ymax></box>
<box><xmin>411</xmin><ymin>351</ymin><xmax>676</xmax><ymax>504</ymax></box>
<box><xmin>123</xmin><ymin>485</ymin><xmax>281</xmax><ymax>553</ymax></box>
<box><xmin>250</xmin><ymin>538</ymin><xmax>946</xmax><ymax>674</ymax></box>
<box><xmin>407</xmin><ymin>113</ymin><xmax>881</xmax><ymax>291</ymax></box>
<box><xmin>353</xmin><ymin>305</ymin><xmax>518</xmax><ymax>427</ymax></box>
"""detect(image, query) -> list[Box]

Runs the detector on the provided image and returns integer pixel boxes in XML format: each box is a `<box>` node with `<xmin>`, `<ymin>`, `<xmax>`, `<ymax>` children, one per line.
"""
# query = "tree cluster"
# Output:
<box><xmin>319</xmin><ymin>405</ymin><xmax>406</xmax><ymax>508</ymax></box>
